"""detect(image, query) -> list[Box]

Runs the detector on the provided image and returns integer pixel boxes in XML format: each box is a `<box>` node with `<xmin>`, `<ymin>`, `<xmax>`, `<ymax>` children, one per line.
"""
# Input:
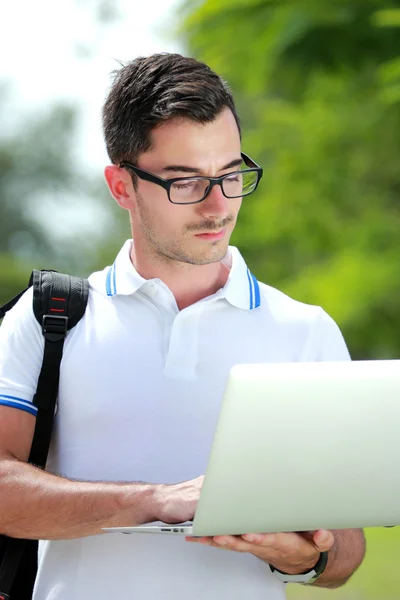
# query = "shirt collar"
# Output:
<box><xmin>222</xmin><ymin>246</ymin><xmax>261</xmax><ymax>310</ymax></box>
<box><xmin>91</xmin><ymin>239</ymin><xmax>261</xmax><ymax>310</ymax></box>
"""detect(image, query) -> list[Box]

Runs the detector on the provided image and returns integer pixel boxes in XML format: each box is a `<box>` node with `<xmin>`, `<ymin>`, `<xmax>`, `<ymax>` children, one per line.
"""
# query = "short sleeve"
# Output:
<box><xmin>0</xmin><ymin>288</ymin><xmax>44</xmax><ymax>416</ymax></box>
<box><xmin>302</xmin><ymin>308</ymin><xmax>351</xmax><ymax>362</ymax></box>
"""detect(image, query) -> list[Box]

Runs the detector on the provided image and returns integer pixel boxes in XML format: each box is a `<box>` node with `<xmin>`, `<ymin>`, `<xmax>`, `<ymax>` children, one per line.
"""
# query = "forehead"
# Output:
<box><xmin>139</xmin><ymin>108</ymin><xmax>241</xmax><ymax>170</ymax></box>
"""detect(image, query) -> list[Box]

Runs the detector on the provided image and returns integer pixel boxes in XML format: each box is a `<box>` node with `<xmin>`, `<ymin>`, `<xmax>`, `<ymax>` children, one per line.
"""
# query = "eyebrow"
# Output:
<box><xmin>161</xmin><ymin>157</ymin><xmax>243</xmax><ymax>175</ymax></box>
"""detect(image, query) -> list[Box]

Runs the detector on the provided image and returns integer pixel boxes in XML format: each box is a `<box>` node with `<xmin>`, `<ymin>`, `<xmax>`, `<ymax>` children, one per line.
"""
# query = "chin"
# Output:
<box><xmin>165</xmin><ymin>240</ymin><xmax>229</xmax><ymax>266</ymax></box>
<box><xmin>193</xmin><ymin>246</ymin><xmax>228</xmax><ymax>266</ymax></box>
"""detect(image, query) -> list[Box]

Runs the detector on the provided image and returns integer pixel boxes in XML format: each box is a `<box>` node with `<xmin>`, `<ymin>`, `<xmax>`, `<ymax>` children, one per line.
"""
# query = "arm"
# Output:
<box><xmin>0</xmin><ymin>405</ymin><xmax>154</xmax><ymax>539</ymax></box>
<box><xmin>0</xmin><ymin>406</ymin><xmax>202</xmax><ymax>540</ymax></box>
<box><xmin>0</xmin><ymin>290</ymin><xmax>202</xmax><ymax>540</ymax></box>
<box><xmin>310</xmin><ymin>529</ymin><xmax>365</xmax><ymax>588</ymax></box>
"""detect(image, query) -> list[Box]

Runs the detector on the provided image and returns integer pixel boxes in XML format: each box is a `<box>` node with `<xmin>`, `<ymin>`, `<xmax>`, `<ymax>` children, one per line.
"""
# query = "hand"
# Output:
<box><xmin>186</xmin><ymin>529</ymin><xmax>334</xmax><ymax>574</ymax></box>
<box><xmin>155</xmin><ymin>475</ymin><xmax>204</xmax><ymax>524</ymax></box>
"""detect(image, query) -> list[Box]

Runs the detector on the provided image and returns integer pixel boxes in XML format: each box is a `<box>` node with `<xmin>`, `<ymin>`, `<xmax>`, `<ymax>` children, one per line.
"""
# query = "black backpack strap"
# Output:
<box><xmin>30</xmin><ymin>271</ymin><xmax>89</xmax><ymax>465</ymax></box>
<box><xmin>0</xmin><ymin>270</ymin><xmax>89</xmax><ymax>599</ymax></box>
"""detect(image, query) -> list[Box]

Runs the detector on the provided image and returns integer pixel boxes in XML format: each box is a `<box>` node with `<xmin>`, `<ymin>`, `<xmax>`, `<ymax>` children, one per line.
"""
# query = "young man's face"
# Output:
<box><xmin>129</xmin><ymin>107</ymin><xmax>242</xmax><ymax>266</ymax></box>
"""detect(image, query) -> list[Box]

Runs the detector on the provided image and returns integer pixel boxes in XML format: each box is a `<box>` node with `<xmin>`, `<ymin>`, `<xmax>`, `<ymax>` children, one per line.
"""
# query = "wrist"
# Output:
<box><xmin>151</xmin><ymin>483</ymin><xmax>174</xmax><ymax>523</ymax></box>
<box><xmin>115</xmin><ymin>483</ymin><xmax>160</xmax><ymax>525</ymax></box>
<box><xmin>270</xmin><ymin>549</ymin><xmax>320</xmax><ymax>576</ymax></box>
<box><xmin>270</xmin><ymin>551</ymin><xmax>329</xmax><ymax>584</ymax></box>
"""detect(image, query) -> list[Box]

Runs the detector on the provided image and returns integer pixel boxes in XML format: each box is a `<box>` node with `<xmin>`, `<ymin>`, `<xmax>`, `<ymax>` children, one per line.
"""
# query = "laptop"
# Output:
<box><xmin>103</xmin><ymin>359</ymin><xmax>400</xmax><ymax>536</ymax></box>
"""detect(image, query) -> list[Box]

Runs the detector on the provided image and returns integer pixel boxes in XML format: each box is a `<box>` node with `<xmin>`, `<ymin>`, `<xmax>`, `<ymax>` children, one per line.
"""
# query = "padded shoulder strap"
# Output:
<box><xmin>31</xmin><ymin>270</ymin><xmax>89</xmax><ymax>331</ymax></box>
<box><xmin>30</xmin><ymin>271</ymin><xmax>89</xmax><ymax>458</ymax></box>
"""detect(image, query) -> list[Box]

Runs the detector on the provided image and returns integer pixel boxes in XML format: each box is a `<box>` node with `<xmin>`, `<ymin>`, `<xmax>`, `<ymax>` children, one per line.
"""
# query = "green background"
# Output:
<box><xmin>288</xmin><ymin>528</ymin><xmax>400</xmax><ymax>599</ymax></box>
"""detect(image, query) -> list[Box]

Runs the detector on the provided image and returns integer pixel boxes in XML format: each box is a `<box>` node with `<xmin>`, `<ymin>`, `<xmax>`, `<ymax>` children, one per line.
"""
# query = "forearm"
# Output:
<box><xmin>0</xmin><ymin>457</ymin><xmax>158</xmax><ymax>540</ymax></box>
<box><xmin>310</xmin><ymin>529</ymin><xmax>366</xmax><ymax>589</ymax></box>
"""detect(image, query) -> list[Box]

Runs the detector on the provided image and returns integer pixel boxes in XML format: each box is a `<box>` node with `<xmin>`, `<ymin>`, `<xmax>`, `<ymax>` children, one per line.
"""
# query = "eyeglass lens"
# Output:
<box><xmin>170</xmin><ymin>170</ymin><xmax>258</xmax><ymax>204</ymax></box>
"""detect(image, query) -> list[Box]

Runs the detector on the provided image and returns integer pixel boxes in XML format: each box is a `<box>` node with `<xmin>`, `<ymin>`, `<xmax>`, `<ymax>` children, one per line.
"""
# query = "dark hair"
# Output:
<box><xmin>102</xmin><ymin>53</ymin><xmax>241</xmax><ymax>165</ymax></box>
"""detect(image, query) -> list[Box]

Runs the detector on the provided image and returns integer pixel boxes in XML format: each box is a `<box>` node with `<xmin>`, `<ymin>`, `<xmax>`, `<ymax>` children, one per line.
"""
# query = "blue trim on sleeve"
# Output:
<box><xmin>246</xmin><ymin>269</ymin><xmax>254</xmax><ymax>309</ymax></box>
<box><xmin>250</xmin><ymin>272</ymin><xmax>261</xmax><ymax>308</ymax></box>
<box><xmin>0</xmin><ymin>395</ymin><xmax>37</xmax><ymax>417</ymax></box>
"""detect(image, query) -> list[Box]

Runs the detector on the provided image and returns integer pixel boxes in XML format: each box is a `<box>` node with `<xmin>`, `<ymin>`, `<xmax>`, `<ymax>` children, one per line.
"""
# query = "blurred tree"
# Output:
<box><xmin>0</xmin><ymin>0</ymin><xmax>126</xmax><ymax>305</ymax></box>
<box><xmin>0</xmin><ymin>89</ymin><xmax>115</xmax><ymax>305</ymax></box>
<box><xmin>0</xmin><ymin>96</ymin><xmax>77</xmax><ymax>260</ymax></box>
<box><xmin>180</xmin><ymin>0</ymin><xmax>400</xmax><ymax>359</ymax></box>
<box><xmin>0</xmin><ymin>90</ymin><xmax>78</xmax><ymax>303</ymax></box>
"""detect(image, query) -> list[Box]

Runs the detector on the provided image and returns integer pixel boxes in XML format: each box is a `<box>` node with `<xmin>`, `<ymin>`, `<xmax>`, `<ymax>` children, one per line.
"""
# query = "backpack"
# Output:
<box><xmin>0</xmin><ymin>270</ymin><xmax>89</xmax><ymax>600</ymax></box>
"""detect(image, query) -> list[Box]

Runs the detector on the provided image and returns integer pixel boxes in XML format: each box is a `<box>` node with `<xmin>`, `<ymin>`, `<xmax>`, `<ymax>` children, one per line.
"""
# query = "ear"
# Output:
<box><xmin>104</xmin><ymin>165</ymin><xmax>136</xmax><ymax>210</ymax></box>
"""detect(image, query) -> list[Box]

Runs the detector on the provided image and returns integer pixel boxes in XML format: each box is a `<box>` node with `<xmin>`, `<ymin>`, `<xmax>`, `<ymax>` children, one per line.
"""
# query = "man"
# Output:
<box><xmin>0</xmin><ymin>53</ymin><xmax>365</xmax><ymax>599</ymax></box>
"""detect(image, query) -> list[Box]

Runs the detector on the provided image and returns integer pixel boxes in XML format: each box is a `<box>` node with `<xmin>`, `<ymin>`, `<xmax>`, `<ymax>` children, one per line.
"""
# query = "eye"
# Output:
<box><xmin>224</xmin><ymin>173</ymin><xmax>241</xmax><ymax>183</ymax></box>
<box><xmin>173</xmin><ymin>181</ymin><xmax>197</xmax><ymax>190</ymax></box>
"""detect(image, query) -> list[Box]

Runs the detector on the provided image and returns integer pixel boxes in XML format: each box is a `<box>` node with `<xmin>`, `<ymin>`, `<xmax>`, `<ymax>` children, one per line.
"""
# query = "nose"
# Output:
<box><xmin>200</xmin><ymin>182</ymin><xmax>229</xmax><ymax>221</ymax></box>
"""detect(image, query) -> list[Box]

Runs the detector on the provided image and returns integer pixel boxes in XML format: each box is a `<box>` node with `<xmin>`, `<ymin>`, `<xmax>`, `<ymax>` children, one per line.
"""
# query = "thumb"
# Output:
<box><xmin>313</xmin><ymin>529</ymin><xmax>335</xmax><ymax>552</ymax></box>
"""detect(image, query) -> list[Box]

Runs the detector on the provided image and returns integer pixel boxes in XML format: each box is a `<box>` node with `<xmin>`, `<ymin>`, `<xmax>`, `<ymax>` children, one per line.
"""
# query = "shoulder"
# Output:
<box><xmin>257</xmin><ymin>281</ymin><xmax>322</xmax><ymax>324</ymax></box>
<box><xmin>257</xmin><ymin>281</ymin><xmax>350</xmax><ymax>361</ymax></box>
<box><xmin>0</xmin><ymin>287</ymin><xmax>44</xmax><ymax>406</ymax></box>
<box><xmin>88</xmin><ymin>266</ymin><xmax>110</xmax><ymax>296</ymax></box>
<box><xmin>0</xmin><ymin>286</ymin><xmax>39</xmax><ymax>339</ymax></box>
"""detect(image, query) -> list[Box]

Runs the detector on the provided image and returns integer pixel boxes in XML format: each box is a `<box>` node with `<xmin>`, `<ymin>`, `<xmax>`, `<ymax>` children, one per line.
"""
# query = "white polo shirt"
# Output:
<box><xmin>0</xmin><ymin>240</ymin><xmax>350</xmax><ymax>600</ymax></box>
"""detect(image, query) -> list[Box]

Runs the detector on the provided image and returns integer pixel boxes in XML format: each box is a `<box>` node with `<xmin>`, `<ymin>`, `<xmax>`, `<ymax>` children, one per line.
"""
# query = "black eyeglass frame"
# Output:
<box><xmin>119</xmin><ymin>152</ymin><xmax>263</xmax><ymax>205</ymax></box>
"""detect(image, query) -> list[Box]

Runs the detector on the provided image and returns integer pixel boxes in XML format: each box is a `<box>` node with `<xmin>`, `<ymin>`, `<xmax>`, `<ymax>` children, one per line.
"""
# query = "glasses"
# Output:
<box><xmin>119</xmin><ymin>152</ymin><xmax>263</xmax><ymax>205</ymax></box>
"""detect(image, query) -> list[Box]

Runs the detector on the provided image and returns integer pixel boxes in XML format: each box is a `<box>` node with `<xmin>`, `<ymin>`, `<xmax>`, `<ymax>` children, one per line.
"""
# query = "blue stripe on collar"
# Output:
<box><xmin>106</xmin><ymin>263</ymin><xmax>117</xmax><ymax>296</ymax></box>
<box><xmin>112</xmin><ymin>262</ymin><xmax>117</xmax><ymax>295</ymax></box>
<box><xmin>250</xmin><ymin>272</ymin><xmax>261</xmax><ymax>308</ymax></box>
<box><xmin>106</xmin><ymin>267</ymin><xmax>112</xmax><ymax>296</ymax></box>
<box><xmin>106</xmin><ymin>253</ymin><xmax>259</xmax><ymax>307</ymax></box>
<box><xmin>247</xmin><ymin>269</ymin><xmax>261</xmax><ymax>309</ymax></box>
<box><xmin>246</xmin><ymin>269</ymin><xmax>254</xmax><ymax>309</ymax></box>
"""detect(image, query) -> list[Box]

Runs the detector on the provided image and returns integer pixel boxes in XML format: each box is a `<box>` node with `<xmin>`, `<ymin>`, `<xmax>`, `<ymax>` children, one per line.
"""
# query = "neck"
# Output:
<box><xmin>130</xmin><ymin>244</ymin><xmax>231</xmax><ymax>310</ymax></box>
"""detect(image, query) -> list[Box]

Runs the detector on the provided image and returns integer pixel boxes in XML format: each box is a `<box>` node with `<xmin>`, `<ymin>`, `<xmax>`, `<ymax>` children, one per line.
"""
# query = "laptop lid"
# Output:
<box><xmin>192</xmin><ymin>359</ymin><xmax>400</xmax><ymax>536</ymax></box>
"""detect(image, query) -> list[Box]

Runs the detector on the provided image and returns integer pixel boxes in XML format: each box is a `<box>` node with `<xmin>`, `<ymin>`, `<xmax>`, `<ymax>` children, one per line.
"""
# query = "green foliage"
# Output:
<box><xmin>0</xmin><ymin>101</ymin><xmax>78</xmax><ymax>259</ymax></box>
<box><xmin>0</xmin><ymin>92</ymin><xmax>121</xmax><ymax>299</ymax></box>
<box><xmin>0</xmin><ymin>253</ymin><xmax>33</xmax><ymax>307</ymax></box>
<box><xmin>0</xmin><ymin>93</ymin><xmax>79</xmax><ymax>301</ymax></box>
<box><xmin>287</xmin><ymin>528</ymin><xmax>400</xmax><ymax>600</ymax></box>
<box><xmin>181</xmin><ymin>0</ymin><xmax>400</xmax><ymax>360</ymax></box>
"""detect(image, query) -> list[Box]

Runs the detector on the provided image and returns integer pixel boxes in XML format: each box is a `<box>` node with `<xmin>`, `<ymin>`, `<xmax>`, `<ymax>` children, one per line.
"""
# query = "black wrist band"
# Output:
<box><xmin>270</xmin><ymin>550</ymin><xmax>329</xmax><ymax>584</ymax></box>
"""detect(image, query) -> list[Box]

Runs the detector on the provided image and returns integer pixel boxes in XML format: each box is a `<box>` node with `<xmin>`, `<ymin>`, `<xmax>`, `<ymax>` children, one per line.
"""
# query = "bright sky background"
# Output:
<box><xmin>0</xmin><ymin>0</ymin><xmax>184</xmax><ymax>247</ymax></box>
<box><xmin>0</xmin><ymin>0</ymin><xmax>183</xmax><ymax>170</ymax></box>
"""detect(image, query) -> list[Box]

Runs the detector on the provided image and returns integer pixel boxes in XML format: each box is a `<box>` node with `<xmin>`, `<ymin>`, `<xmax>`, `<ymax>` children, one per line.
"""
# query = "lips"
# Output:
<box><xmin>194</xmin><ymin>229</ymin><xmax>226</xmax><ymax>241</ymax></box>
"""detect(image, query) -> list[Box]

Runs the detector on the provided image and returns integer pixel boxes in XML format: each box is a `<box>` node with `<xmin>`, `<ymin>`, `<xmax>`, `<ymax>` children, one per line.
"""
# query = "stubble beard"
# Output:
<box><xmin>159</xmin><ymin>239</ymin><xmax>229</xmax><ymax>266</ymax></box>
<box><xmin>135</xmin><ymin>194</ymin><xmax>234</xmax><ymax>266</ymax></box>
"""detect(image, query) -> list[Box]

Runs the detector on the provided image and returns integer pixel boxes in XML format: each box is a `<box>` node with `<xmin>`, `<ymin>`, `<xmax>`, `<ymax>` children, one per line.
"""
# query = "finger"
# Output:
<box><xmin>213</xmin><ymin>535</ymin><xmax>255</xmax><ymax>552</ymax></box>
<box><xmin>241</xmin><ymin>533</ymin><xmax>268</xmax><ymax>544</ymax></box>
<box><xmin>185</xmin><ymin>536</ymin><xmax>213</xmax><ymax>545</ymax></box>
<box><xmin>242</xmin><ymin>531</ymin><xmax>325</xmax><ymax>559</ymax></box>
<box><xmin>241</xmin><ymin>532</ymin><xmax>301</xmax><ymax>547</ymax></box>
<box><xmin>185</xmin><ymin>536</ymin><xmax>233</xmax><ymax>551</ymax></box>
<box><xmin>312</xmin><ymin>529</ymin><xmax>335</xmax><ymax>552</ymax></box>
<box><xmin>213</xmin><ymin>535</ymin><xmax>238</xmax><ymax>547</ymax></box>
<box><xmin>187</xmin><ymin>535</ymin><xmax>246</xmax><ymax>549</ymax></box>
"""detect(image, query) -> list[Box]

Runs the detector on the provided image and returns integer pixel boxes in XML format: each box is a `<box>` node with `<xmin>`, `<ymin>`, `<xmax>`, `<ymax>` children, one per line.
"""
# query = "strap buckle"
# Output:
<box><xmin>42</xmin><ymin>315</ymin><xmax>69</xmax><ymax>341</ymax></box>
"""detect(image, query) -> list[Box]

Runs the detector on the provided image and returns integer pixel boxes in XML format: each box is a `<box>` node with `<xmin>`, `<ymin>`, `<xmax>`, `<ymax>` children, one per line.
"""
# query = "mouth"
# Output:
<box><xmin>194</xmin><ymin>229</ymin><xmax>226</xmax><ymax>242</ymax></box>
